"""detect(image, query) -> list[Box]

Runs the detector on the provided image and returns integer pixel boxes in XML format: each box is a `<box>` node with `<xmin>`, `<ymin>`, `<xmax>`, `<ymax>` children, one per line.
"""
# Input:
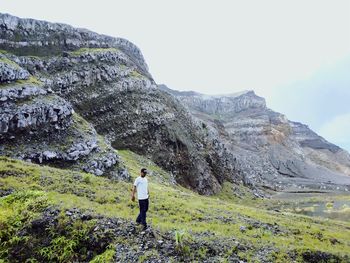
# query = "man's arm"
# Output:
<box><xmin>131</xmin><ymin>185</ymin><xmax>136</xmax><ymax>202</ymax></box>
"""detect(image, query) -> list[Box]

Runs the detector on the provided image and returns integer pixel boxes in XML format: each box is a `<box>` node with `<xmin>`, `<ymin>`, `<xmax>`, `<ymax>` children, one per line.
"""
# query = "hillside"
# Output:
<box><xmin>0</xmin><ymin>13</ymin><xmax>248</xmax><ymax>195</ymax></box>
<box><xmin>1</xmin><ymin>154</ymin><xmax>350</xmax><ymax>262</ymax></box>
<box><xmin>1</xmin><ymin>13</ymin><xmax>350</xmax><ymax>263</ymax></box>
<box><xmin>159</xmin><ymin>85</ymin><xmax>350</xmax><ymax>193</ymax></box>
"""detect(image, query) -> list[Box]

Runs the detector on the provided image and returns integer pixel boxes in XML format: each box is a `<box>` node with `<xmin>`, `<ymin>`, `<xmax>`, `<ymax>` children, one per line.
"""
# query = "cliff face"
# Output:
<box><xmin>1</xmin><ymin>13</ymin><xmax>349</xmax><ymax>195</ymax></box>
<box><xmin>0</xmin><ymin>13</ymin><xmax>247</xmax><ymax>195</ymax></box>
<box><xmin>159</xmin><ymin>85</ymin><xmax>350</xmax><ymax>192</ymax></box>
<box><xmin>0</xmin><ymin>54</ymin><xmax>125</xmax><ymax>179</ymax></box>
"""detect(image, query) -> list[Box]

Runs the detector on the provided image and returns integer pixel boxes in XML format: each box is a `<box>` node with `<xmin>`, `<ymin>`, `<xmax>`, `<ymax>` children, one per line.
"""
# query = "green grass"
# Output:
<box><xmin>16</xmin><ymin>75</ymin><xmax>42</xmax><ymax>86</ymax></box>
<box><xmin>0</xmin><ymin>75</ymin><xmax>42</xmax><ymax>89</ymax></box>
<box><xmin>129</xmin><ymin>70</ymin><xmax>144</xmax><ymax>79</ymax></box>
<box><xmin>0</xmin><ymin>153</ymin><xmax>349</xmax><ymax>262</ymax></box>
<box><xmin>0</xmin><ymin>57</ymin><xmax>21</xmax><ymax>69</ymax></box>
<box><xmin>72</xmin><ymin>113</ymin><xmax>93</xmax><ymax>134</ymax></box>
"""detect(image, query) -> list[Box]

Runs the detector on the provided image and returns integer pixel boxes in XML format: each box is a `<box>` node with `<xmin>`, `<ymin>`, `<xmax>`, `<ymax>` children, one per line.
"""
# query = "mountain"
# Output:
<box><xmin>159</xmin><ymin>84</ymin><xmax>350</xmax><ymax>192</ymax></box>
<box><xmin>1</xmin><ymin>13</ymin><xmax>350</xmax><ymax>263</ymax></box>
<box><xmin>0</xmin><ymin>13</ymin><xmax>250</xmax><ymax>195</ymax></box>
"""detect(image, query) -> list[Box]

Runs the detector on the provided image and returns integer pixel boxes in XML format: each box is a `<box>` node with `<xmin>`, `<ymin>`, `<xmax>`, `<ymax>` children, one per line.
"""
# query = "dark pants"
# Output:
<box><xmin>136</xmin><ymin>198</ymin><xmax>149</xmax><ymax>228</ymax></box>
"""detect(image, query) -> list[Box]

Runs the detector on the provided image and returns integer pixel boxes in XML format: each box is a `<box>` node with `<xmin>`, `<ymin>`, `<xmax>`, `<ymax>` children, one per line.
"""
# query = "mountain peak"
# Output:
<box><xmin>0</xmin><ymin>12</ymin><xmax>149</xmax><ymax>74</ymax></box>
<box><xmin>158</xmin><ymin>84</ymin><xmax>257</xmax><ymax>99</ymax></box>
<box><xmin>158</xmin><ymin>85</ymin><xmax>266</xmax><ymax>114</ymax></box>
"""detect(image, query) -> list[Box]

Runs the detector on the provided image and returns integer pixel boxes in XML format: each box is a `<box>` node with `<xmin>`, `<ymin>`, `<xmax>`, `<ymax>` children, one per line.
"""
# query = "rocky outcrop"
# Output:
<box><xmin>0</xmin><ymin>93</ymin><xmax>72</xmax><ymax>137</ymax></box>
<box><xmin>161</xmin><ymin>87</ymin><xmax>266</xmax><ymax>116</ymax></box>
<box><xmin>0</xmin><ymin>82</ymin><xmax>46</xmax><ymax>101</ymax></box>
<box><xmin>0</xmin><ymin>13</ymin><xmax>245</xmax><ymax>194</ymax></box>
<box><xmin>3</xmin><ymin>12</ymin><xmax>348</xmax><ymax>194</ymax></box>
<box><xmin>0</xmin><ymin>57</ymin><xmax>30</xmax><ymax>82</ymax></box>
<box><xmin>0</xmin><ymin>13</ymin><xmax>149</xmax><ymax>75</ymax></box>
<box><xmin>0</xmin><ymin>52</ymin><xmax>125</xmax><ymax>179</ymax></box>
<box><xmin>160</xmin><ymin>85</ymin><xmax>350</xmax><ymax>192</ymax></box>
<box><xmin>290</xmin><ymin>121</ymin><xmax>350</xmax><ymax>177</ymax></box>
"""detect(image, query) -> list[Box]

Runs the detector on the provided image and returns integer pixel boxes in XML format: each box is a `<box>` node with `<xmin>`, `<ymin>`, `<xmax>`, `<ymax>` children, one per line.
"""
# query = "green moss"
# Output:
<box><xmin>17</xmin><ymin>76</ymin><xmax>42</xmax><ymax>85</ymax></box>
<box><xmin>72</xmin><ymin>113</ymin><xmax>93</xmax><ymax>134</ymax></box>
<box><xmin>47</xmin><ymin>113</ymin><xmax>95</xmax><ymax>152</ymax></box>
<box><xmin>138</xmin><ymin>250</ymin><xmax>161</xmax><ymax>262</ymax></box>
<box><xmin>129</xmin><ymin>70</ymin><xmax>144</xmax><ymax>79</ymax></box>
<box><xmin>90</xmin><ymin>246</ymin><xmax>115</xmax><ymax>263</ymax></box>
<box><xmin>0</xmin><ymin>75</ymin><xmax>43</xmax><ymax>89</ymax></box>
<box><xmin>0</xmin><ymin>57</ymin><xmax>21</xmax><ymax>69</ymax></box>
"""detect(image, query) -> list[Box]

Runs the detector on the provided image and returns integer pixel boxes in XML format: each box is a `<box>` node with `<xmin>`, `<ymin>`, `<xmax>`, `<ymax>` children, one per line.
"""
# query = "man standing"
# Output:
<box><xmin>131</xmin><ymin>168</ymin><xmax>149</xmax><ymax>230</ymax></box>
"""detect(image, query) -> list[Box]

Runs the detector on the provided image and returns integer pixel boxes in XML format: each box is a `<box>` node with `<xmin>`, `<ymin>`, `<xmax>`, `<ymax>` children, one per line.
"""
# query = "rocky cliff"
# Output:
<box><xmin>159</xmin><ymin>85</ymin><xmax>350</xmax><ymax>192</ymax></box>
<box><xmin>1</xmin><ymin>13</ymin><xmax>349</xmax><ymax>196</ymax></box>
<box><xmin>0</xmin><ymin>13</ymin><xmax>248</xmax><ymax>195</ymax></box>
<box><xmin>0</xmin><ymin>54</ymin><xmax>126</xmax><ymax>179</ymax></box>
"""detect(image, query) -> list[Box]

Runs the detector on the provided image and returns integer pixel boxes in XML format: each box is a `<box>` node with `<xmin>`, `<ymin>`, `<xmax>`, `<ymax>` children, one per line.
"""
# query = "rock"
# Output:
<box><xmin>240</xmin><ymin>226</ymin><xmax>246</xmax><ymax>232</ymax></box>
<box><xmin>0</xmin><ymin>58</ymin><xmax>30</xmax><ymax>83</ymax></box>
<box><xmin>1</xmin><ymin>12</ymin><xmax>349</xmax><ymax>196</ymax></box>
<box><xmin>43</xmin><ymin>151</ymin><xmax>57</xmax><ymax>159</ymax></box>
<box><xmin>160</xmin><ymin>84</ymin><xmax>350</xmax><ymax>192</ymax></box>
<box><xmin>0</xmin><ymin>91</ymin><xmax>73</xmax><ymax>139</ymax></box>
<box><xmin>0</xmin><ymin>188</ymin><xmax>14</xmax><ymax>197</ymax></box>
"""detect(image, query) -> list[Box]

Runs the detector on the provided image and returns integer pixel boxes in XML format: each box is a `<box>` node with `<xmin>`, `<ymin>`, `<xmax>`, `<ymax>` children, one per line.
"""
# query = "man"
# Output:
<box><xmin>131</xmin><ymin>168</ymin><xmax>149</xmax><ymax>230</ymax></box>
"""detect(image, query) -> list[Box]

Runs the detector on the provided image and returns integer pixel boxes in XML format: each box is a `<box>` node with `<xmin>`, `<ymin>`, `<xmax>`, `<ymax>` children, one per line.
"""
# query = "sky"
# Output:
<box><xmin>1</xmin><ymin>0</ymin><xmax>350</xmax><ymax>151</ymax></box>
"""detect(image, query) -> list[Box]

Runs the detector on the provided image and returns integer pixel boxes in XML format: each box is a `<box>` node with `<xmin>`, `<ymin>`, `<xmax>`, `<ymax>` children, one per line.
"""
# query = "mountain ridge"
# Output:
<box><xmin>0</xmin><ymin>12</ymin><xmax>350</xmax><ymax>263</ymax></box>
<box><xmin>159</xmin><ymin>84</ymin><xmax>350</xmax><ymax>192</ymax></box>
<box><xmin>0</xmin><ymin>12</ymin><xmax>251</xmax><ymax>195</ymax></box>
<box><xmin>1</xmin><ymin>12</ymin><xmax>350</xmax><ymax>195</ymax></box>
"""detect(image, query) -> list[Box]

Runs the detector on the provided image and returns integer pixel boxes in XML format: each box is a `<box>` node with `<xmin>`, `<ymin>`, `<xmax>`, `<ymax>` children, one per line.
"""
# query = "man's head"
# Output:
<box><xmin>140</xmin><ymin>168</ymin><xmax>148</xmax><ymax>177</ymax></box>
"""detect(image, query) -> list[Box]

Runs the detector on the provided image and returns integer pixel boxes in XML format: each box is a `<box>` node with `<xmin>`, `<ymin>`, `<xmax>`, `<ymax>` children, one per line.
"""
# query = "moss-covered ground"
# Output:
<box><xmin>0</xmin><ymin>151</ymin><xmax>349</xmax><ymax>262</ymax></box>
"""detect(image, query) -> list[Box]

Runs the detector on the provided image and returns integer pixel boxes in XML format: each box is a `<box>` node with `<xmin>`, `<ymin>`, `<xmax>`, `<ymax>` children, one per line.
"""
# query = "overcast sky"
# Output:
<box><xmin>1</xmin><ymin>0</ymin><xmax>350</xmax><ymax>151</ymax></box>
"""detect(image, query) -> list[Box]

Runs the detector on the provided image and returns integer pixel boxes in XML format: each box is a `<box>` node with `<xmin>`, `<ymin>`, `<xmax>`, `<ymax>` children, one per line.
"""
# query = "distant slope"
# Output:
<box><xmin>159</xmin><ymin>84</ymin><xmax>350</xmax><ymax>192</ymax></box>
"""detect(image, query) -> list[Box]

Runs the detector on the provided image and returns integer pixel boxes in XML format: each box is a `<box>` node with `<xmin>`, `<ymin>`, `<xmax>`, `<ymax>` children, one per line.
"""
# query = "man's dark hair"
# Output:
<box><xmin>141</xmin><ymin>168</ymin><xmax>147</xmax><ymax>174</ymax></box>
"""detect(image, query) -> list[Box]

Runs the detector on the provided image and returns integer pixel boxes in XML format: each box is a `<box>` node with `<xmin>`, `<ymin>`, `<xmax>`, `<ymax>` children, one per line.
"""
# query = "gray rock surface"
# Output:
<box><xmin>0</xmin><ymin>93</ymin><xmax>72</xmax><ymax>137</ymax></box>
<box><xmin>0</xmin><ymin>13</ymin><xmax>149</xmax><ymax>75</ymax></box>
<box><xmin>0</xmin><ymin>64</ymin><xmax>123</xmax><ymax>178</ymax></box>
<box><xmin>0</xmin><ymin>13</ymin><xmax>246</xmax><ymax>194</ymax></box>
<box><xmin>159</xmin><ymin>85</ymin><xmax>350</xmax><ymax>192</ymax></box>
<box><xmin>1</xmin><ymin>12</ymin><xmax>349</xmax><ymax>194</ymax></box>
<box><xmin>0</xmin><ymin>56</ymin><xmax>29</xmax><ymax>82</ymax></box>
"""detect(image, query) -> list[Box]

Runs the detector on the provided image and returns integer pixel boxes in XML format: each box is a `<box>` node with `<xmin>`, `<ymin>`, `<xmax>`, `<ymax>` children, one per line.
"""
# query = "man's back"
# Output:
<box><xmin>134</xmin><ymin>176</ymin><xmax>148</xmax><ymax>200</ymax></box>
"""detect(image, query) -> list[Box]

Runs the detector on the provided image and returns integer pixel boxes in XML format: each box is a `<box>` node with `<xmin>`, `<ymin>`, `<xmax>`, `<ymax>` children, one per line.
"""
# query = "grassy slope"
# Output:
<box><xmin>0</xmin><ymin>151</ymin><xmax>349</xmax><ymax>262</ymax></box>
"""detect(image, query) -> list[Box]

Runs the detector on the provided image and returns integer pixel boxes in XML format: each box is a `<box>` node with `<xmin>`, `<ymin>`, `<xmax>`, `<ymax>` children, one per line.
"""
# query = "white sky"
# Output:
<box><xmin>1</xmin><ymin>0</ymin><xmax>350</xmax><ymax>151</ymax></box>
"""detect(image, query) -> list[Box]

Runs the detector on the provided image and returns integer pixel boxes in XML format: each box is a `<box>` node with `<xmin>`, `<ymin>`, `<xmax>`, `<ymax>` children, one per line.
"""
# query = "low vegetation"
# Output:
<box><xmin>0</xmin><ymin>151</ymin><xmax>349</xmax><ymax>262</ymax></box>
<box><xmin>0</xmin><ymin>75</ymin><xmax>42</xmax><ymax>89</ymax></box>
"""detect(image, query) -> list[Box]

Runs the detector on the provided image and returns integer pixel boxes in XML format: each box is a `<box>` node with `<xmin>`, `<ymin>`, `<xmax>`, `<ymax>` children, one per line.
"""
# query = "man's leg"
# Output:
<box><xmin>136</xmin><ymin>213</ymin><xmax>141</xmax><ymax>224</ymax></box>
<box><xmin>144</xmin><ymin>198</ymin><xmax>149</xmax><ymax>229</ymax></box>
<box><xmin>139</xmin><ymin>199</ymin><xmax>147</xmax><ymax>229</ymax></box>
<box><xmin>136</xmin><ymin>199</ymin><xmax>142</xmax><ymax>224</ymax></box>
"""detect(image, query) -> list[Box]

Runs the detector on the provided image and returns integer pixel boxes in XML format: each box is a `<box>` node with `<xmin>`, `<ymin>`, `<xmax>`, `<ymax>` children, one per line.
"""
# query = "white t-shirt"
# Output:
<box><xmin>133</xmin><ymin>176</ymin><xmax>148</xmax><ymax>200</ymax></box>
